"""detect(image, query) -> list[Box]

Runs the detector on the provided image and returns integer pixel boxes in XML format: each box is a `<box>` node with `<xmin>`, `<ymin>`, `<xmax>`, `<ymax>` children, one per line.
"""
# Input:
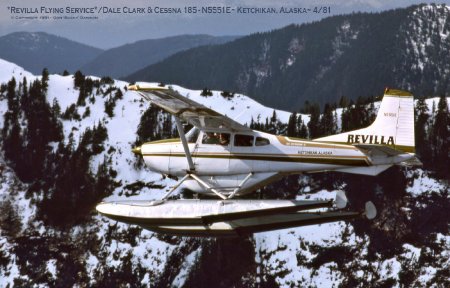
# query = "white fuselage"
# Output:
<box><xmin>137</xmin><ymin>129</ymin><xmax>411</xmax><ymax>196</ymax></box>
<box><xmin>142</xmin><ymin>131</ymin><xmax>367</xmax><ymax>175</ymax></box>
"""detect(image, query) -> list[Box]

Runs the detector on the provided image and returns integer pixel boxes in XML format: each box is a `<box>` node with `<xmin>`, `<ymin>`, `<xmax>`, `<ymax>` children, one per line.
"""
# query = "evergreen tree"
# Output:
<box><xmin>92</xmin><ymin>122</ymin><xmax>108</xmax><ymax>154</ymax></box>
<box><xmin>104</xmin><ymin>96</ymin><xmax>116</xmax><ymax>117</ymax></box>
<box><xmin>52</xmin><ymin>98</ymin><xmax>61</xmax><ymax>117</ymax></box>
<box><xmin>200</xmin><ymin>88</ymin><xmax>213</xmax><ymax>97</ymax></box>
<box><xmin>115</xmin><ymin>89</ymin><xmax>123</xmax><ymax>100</ymax></box>
<box><xmin>0</xmin><ymin>199</ymin><xmax>22</xmax><ymax>238</ymax></box>
<box><xmin>2</xmin><ymin>78</ymin><xmax>22</xmax><ymax>166</ymax></box>
<box><xmin>415</xmin><ymin>98</ymin><xmax>431</xmax><ymax>165</ymax></box>
<box><xmin>84</xmin><ymin>77</ymin><xmax>94</xmax><ymax>95</ymax></box>
<box><xmin>319</xmin><ymin>103</ymin><xmax>336</xmax><ymax>137</ymax></box>
<box><xmin>307</xmin><ymin>103</ymin><xmax>321</xmax><ymax>139</ymax></box>
<box><xmin>297</xmin><ymin>115</ymin><xmax>308</xmax><ymax>138</ymax></box>
<box><xmin>135</xmin><ymin>106</ymin><xmax>159</xmax><ymax>145</ymax></box>
<box><xmin>287</xmin><ymin>112</ymin><xmax>297</xmax><ymax>137</ymax></box>
<box><xmin>2</xmin><ymin>77</ymin><xmax>63</xmax><ymax>182</ymax></box>
<box><xmin>82</xmin><ymin>106</ymin><xmax>91</xmax><ymax>118</ymax></box>
<box><xmin>270</xmin><ymin>110</ymin><xmax>277</xmax><ymax>124</ymax></box>
<box><xmin>162</xmin><ymin>114</ymin><xmax>173</xmax><ymax>139</ymax></box>
<box><xmin>94</xmin><ymin>157</ymin><xmax>117</xmax><ymax>202</ymax></box>
<box><xmin>6</xmin><ymin>77</ymin><xmax>18</xmax><ymax>114</ymax></box>
<box><xmin>77</xmin><ymin>85</ymin><xmax>87</xmax><ymax>106</ymax></box>
<box><xmin>22</xmin><ymin>76</ymin><xmax>28</xmax><ymax>97</ymax></box>
<box><xmin>41</xmin><ymin>68</ymin><xmax>49</xmax><ymax>93</ymax></box>
<box><xmin>341</xmin><ymin>98</ymin><xmax>370</xmax><ymax>132</ymax></box>
<box><xmin>430</xmin><ymin>96</ymin><xmax>449</xmax><ymax>178</ymax></box>
<box><xmin>74</xmin><ymin>70</ymin><xmax>85</xmax><ymax>88</ymax></box>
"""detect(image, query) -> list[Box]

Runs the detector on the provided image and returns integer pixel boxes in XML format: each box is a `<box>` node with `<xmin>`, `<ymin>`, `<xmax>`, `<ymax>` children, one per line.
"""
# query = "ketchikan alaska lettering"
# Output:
<box><xmin>347</xmin><ymin>135</ymin><xmax>395</xmax><ymax>145</ymax></box>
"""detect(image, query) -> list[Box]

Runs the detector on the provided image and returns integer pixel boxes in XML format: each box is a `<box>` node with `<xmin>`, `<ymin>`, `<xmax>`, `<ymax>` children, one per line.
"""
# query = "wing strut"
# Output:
<box><xmin>228</xmin><ymin>172</ymin><xmax>253</xmax><ymax>199</ymax></box>
<box><xmin>190</xmin><ymin>174</ymin><xmax>228</xmax><ymax>200</ymax></box>
<box><xmin>175</xmin><ymin>117</ymin><xmax>195</xmax><ymax>172</ymax></box>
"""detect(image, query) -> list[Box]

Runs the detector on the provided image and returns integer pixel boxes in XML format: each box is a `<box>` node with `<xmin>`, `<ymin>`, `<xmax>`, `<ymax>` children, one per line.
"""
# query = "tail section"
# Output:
<box><xmin>315</xmin><ymin>89</ymin><xmax>415</xmax><ymax>154</ymax></box>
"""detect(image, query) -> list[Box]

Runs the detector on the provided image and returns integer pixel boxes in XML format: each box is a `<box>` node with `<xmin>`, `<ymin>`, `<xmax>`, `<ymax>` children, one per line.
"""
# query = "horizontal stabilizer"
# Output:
<box><xmin>397</xmin><ymin>156</ymin><xmax>423</xmax><ymax>167</ymax></box>
<box><xmin>354</xmin><ymin>144</ymin><xmax>403</xmax><ymax>157</ymax></box>
<box><xmin>334</xmin><ymin>165</ymin><xmax>392</xmax><ymax>176</ymax></box>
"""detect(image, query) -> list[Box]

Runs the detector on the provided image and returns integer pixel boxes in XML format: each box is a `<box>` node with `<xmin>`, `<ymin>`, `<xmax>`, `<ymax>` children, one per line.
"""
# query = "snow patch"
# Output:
<box><xmin>171</xmin><ymin>248</ymin><xmax>201</xmax><ymax>287</ymax></box>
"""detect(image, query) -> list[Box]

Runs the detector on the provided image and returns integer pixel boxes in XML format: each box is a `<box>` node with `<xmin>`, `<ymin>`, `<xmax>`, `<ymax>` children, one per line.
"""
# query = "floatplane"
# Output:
<box><xmin>96</xmin><ymin>85</ymin><xmax>420</xmax><ymax>236</ymax></box>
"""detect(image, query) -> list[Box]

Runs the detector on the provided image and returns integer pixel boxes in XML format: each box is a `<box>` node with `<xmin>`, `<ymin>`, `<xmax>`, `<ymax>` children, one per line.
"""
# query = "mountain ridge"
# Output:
<box><xmin>127</xmin><ymin>4</ymin><xmax>450</xmax><ymax>110</ymax></box>
<box><xmin>0</xmin><ymin>31</ymin><xmax>103</xmax><ymax>74</ymax></box>
<box><xmin>81</xmin><ymin>34</ymin><xmax>239</xmax><ymax>78</ymax></box>
<box><xmin>0</xmin><ymin>31</ymin><xmax>239</xmax><ymax>78</ymax></box>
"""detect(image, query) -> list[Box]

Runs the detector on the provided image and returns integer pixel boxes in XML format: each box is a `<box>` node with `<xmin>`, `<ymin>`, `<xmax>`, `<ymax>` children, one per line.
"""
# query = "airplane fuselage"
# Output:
<box><xmin>136</xmin><ymin>129</ymin><xmax>412</xmax><ymax>196</ymax></box>
<box><xmin>142</xmin><ymin>131</ymin><xmax>368</xmax><ymax>175</ymax></box>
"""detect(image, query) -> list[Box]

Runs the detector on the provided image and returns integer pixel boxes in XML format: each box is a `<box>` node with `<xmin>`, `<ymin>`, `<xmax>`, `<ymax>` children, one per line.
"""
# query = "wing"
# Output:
<box><xmin>129</xmin><ymin>84</ymin><xmax>251</xmax><ymax>133</ymax></box>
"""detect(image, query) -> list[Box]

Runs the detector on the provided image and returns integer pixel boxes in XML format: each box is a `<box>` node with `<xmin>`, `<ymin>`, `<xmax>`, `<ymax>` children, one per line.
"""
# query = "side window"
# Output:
<box><xmin>255</xmin><ymin>137</ymin><xmax>270</xmax><ymax>146</ymax></box>
<box><xmin>234</xmin><ymin>134</ymin><xmax>254</xmax><ymax>147</ymax></box>
<box><xmin>202</xmin><ymin>132</ymin><xmax>230</xmax><ymax>146</ymax></box>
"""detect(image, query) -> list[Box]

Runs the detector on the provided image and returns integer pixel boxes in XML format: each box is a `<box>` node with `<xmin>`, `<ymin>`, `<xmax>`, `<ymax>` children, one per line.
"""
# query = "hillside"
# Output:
<box><xmin>0</xmin><ymin>32</ymin><xmax>103</xmax><ymax>74</ymax></box>
<box><xmin>127</xmin><ymin>4</ymin><xmax>450</xmax><ymax>110</ymax></box>
<box><xmin>0</xmin><ymin>59</ymin><xmax>448</xmax><ymax>287</ymax></box>
<box><xmin>81</xmin><ymin>35</ymin><xmax>239</xmax><ymax>79</ymax></box>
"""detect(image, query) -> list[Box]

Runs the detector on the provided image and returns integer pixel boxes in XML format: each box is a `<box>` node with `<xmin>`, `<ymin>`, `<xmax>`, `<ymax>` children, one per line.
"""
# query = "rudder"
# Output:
<box><xmin>315</xmin><ymin>89</ymin><xmax>415</xmax><ymax>154</ymax></box>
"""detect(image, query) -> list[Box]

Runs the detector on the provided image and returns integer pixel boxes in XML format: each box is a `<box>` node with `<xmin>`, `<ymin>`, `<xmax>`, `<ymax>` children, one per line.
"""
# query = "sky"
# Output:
<box><xmin>1</xmin><ymin>0</ymin><xmax>447</xmax><ymax>49</ymax></box>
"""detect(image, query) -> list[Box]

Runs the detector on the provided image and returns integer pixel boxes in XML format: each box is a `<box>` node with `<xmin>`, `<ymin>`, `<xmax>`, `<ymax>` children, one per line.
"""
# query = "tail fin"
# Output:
<box><xmin>315</xmin><ymin>89</ymin><xmax>415</xmax><ymax>154</ymax></box>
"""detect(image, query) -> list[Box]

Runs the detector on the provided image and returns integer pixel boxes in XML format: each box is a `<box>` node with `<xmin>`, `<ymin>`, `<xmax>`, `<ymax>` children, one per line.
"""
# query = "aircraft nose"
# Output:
<box><xmin>132</xmin><ymin>146</ymin><xmax>142</xmax><ymax>155</ymax></box>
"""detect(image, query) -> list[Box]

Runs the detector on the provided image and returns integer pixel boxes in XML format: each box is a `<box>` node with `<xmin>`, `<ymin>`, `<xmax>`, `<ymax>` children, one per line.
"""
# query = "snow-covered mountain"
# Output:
<box><xmin>0</xmin><ymin>59</ymin><xmax>448</xmax><ymax>287</ymax></box>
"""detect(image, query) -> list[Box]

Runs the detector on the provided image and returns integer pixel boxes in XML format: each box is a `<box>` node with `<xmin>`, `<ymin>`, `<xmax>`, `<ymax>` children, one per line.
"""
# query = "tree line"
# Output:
<box><xmin>0</xmin><ymin>70</ymin><xmax>118</xmax><ymax>227</ymax></box>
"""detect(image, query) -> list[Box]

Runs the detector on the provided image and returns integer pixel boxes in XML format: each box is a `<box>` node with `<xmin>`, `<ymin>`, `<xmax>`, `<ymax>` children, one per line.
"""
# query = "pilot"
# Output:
<box><xmin>204</xmin><ymin>132</ymin><xmax>229</xmax><ymax>145</ymax></box>
<box><xmin>204</xmin><ymin>132</ymin><xmax>220</xmax><ymax>144</ymax></box>
<box><xmin>218</xmin><ymin>133</ymin><xmax>229</xmax><ymax>145</ymax></box>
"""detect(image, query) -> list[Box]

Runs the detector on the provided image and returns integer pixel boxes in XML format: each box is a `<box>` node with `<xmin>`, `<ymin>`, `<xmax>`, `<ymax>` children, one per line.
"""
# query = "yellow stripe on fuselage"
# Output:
<box><xmin>142</xmin><ymin>152</ymin><xmax>370</xmax><ymax>166</ymax></box>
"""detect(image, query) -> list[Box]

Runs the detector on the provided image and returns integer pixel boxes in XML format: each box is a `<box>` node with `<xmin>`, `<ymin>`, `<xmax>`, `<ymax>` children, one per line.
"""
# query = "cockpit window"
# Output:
<box><xmin>255</xmin><ymin>137</ymin><xmax>270</xmax><ymax>146</ymax></box>
<box><xmin>234</xmin><ymin>134</ymin><xmax>254</xmax><ymax>147</ymax></box>
<box><xmin>202</xmin><ymin>132</ymin><xmax>230</xmax><ymax>146</ymax></box>
<box><xmin>186</xmin><ymin>127</ymin><xmax>200</xmax><ymax>143</ymax></box>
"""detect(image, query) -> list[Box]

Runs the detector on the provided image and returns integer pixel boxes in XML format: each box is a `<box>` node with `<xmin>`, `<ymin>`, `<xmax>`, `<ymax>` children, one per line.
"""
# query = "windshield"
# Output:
<box><xmin>185</xmin><ymin>127</ymin><xmax>200</xmax><ymax>143</ymax></box>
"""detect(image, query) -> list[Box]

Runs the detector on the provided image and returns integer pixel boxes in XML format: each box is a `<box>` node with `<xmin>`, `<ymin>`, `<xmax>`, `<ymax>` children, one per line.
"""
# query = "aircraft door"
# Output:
<box><xmin>253</xmin><ymin>135</ymin><xmax>272</xmax><ymax>172</ymax></box>
<box><xmin>230</xmin><ymin>134</ymin><xmax>254</xmax><ymax>174</ymax></box>
<box><xmin>193</xmin><ymin>131</ymin><xmax>231</xmax><ymax>174</ymax></box>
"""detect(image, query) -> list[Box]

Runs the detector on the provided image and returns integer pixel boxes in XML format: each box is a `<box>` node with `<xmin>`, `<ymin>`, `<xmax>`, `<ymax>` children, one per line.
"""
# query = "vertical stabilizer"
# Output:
<box><xmin>315</xmin><ymin>89</ymin><xmax>415</xmax><ymax>153</ymax></box>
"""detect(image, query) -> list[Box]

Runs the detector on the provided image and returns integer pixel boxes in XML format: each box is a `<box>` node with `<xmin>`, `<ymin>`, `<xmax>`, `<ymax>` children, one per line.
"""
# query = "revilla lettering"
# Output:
<box><xmin>347</xmin><ymin>135</ymin><xmax>395</xmax><ymax>145</ymax></box>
